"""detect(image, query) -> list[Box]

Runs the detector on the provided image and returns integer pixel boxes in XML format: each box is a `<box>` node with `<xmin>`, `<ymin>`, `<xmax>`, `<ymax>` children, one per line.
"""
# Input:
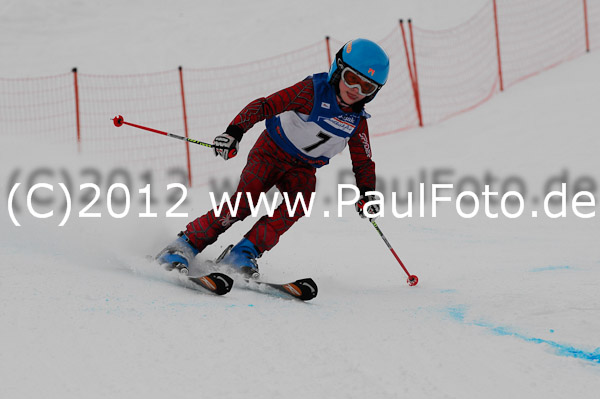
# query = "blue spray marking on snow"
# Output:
<box><xmin>444</xmin><ymin>306</ymin><xmax>600</xmax><ymax>364</ymax></box>
<box><xmin>529</xmin><ymin>265</ymin><xmax>572</xmax><ymax>272</ymax></box>
<box><xmin>446</xmin><ymin>305</ymin><xmax>467</xmax><ymax>322</ymax></box>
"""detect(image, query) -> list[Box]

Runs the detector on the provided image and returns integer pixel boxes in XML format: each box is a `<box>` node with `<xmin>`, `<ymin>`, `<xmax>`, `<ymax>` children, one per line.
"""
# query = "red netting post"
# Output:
<box><xmin>72</xmin><ymin>67</ymin><xmax>81</xmax><ymax>152</ymax></box>
<box><xmin>492</xmin><ymin>0</ymin><xmax>505</xmax><ymax>91</ymax></box>
<box><xmin>399</xmin><ymin>21</ymin><xmax>416</xmax><ymax>87</ymax></box>
<box><xmin>583</xmin><ymin>0</ymin><xmax>590</xmax><ymax>52</ymax></box>
<box><xmin>178</xmin><ymin>66</ymin><xmax>193</xmax><ymax>187</ymax></box>
<box><xmin>408</xmin><ymin>19</ymin><xmax>423</xmax><ymax>127</ymax></box>
<box><xmin>399</xmin><ymin>20</ymin><xmax>423</xmax><ymax>127</ymax></box>
<box><xmin>325</xmin><ymin>36</ymin><xmax>332</xmax><ymax>68</ymax></box>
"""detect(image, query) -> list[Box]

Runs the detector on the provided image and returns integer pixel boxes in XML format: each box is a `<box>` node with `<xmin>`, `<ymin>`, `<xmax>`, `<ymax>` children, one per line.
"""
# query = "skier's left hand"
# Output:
<box><xmin>213</xmin><ymin>133</ymin><xmax>239</xmax><ymax>160</ymax></box>
<box><xmin>355</xmin><ymin>194</ymin><xmax>381</xmax><ymax>219</ymax></box>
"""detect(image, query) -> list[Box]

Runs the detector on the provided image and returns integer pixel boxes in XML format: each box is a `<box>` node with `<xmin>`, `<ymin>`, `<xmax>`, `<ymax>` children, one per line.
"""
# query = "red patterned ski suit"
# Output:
<box><xmin>185</xmin><ymin>77</ymin><xmax>375</xmax><ymax>254</ymax></box>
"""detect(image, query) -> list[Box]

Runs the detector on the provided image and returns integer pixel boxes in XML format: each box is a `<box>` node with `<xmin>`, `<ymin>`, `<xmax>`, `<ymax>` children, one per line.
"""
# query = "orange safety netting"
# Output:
<box><xmin>1</xmin><ymin>0</ymin><xmax>596</xmax><ymax>186</ymax></box>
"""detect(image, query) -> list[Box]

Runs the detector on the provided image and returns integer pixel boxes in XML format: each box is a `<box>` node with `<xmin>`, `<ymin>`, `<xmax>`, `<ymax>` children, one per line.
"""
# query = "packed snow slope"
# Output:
<box><xmin>0</xmin><ymin>0</ymin><xmax>487</xmax><ymax>76</ymax></box>
<box><xmin>1</xmin><ymin>1</ymin><xmax>599</xmax><ymax>399</ymax></box>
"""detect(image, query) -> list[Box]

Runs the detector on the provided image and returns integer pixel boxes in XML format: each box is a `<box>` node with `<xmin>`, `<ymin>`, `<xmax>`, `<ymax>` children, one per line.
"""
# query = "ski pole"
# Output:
<box><xmin>370</xmin><ymin>219</ymin><xmax>419</xmax><ymax>286</ymax></box>
<box><xmin>112</xmin><ymin>115</ymin><xmax>216</xmax><ymax>151</ymax></box>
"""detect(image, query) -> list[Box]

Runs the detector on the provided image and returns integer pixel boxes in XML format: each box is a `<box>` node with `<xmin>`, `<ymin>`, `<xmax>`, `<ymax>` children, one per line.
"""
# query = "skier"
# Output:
<box><xmin>156</xmin><ymin>38</ymin><xmax>389</xmax><ymax>278</ymax></box>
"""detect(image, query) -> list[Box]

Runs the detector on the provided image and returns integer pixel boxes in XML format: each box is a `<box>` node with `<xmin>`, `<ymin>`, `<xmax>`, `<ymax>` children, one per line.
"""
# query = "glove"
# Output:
<box><xmin>213</xmin><ymin>133</ymin><xmax>239</xmax><ymax>160</ymax></box>
<box><xmin>355</xmin><ymin>194</ymin><xmax>381</xmax><ymax>219</ymax></box>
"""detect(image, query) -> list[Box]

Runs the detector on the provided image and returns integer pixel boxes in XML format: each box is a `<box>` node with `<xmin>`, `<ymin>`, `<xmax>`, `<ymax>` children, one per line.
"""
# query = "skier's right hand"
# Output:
<box><xmin>213</xmin><ymin>133</ymin><xmax>239</xmax><ymax>160</ymax></box>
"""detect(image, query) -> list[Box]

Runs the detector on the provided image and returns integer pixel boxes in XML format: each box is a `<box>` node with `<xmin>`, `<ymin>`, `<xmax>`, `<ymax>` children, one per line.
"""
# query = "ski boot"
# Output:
<box><xmin>216</xmin><ymin>238</ymin><xmax>260</xmax><ymax>278</ymax></box>
<box><xmin>155</xmin><ymin>232</ymin><xmax>199</xmax><ymax>275</ymax></box>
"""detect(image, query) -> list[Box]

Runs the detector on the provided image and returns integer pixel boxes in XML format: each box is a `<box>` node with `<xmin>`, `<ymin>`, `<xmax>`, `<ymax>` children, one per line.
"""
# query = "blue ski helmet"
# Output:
<box><xmin>328</xmin><ymin>38</ymin><xmax>390</xmax><ymax>104</ymax></box>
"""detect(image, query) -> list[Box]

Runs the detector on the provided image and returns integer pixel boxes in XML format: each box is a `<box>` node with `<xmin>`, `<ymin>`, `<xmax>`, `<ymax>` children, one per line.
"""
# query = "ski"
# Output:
<box><xmin>241</xmin><ymin>277</ymin><xmax>318</xmax><ymax>301</ymax></box>
<box><xmin>187</xmin><ymin>272</ymin><xmax>234</xmax><ymax>296</ymax></box>
<box><xmin>211</xmin><ymin>244</ymin><xmax>318</xmax><ymax>301</ymax></box>
<box><xmin>147</xmin><ymin>255</ymin><xmax>234</xmax><ymax>296</ymax></box>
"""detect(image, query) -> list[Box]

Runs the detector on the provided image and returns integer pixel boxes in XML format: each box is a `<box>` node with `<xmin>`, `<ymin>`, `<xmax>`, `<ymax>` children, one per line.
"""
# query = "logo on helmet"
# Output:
<box><xmin>346</xmin><ymin>41</ymin><xmax>353</xmax><ymax>53</ymax></box>
<box><xmin>368</xmin><ymin>68</ymin><xmax>375</xmax><ymax>76</ymax></box>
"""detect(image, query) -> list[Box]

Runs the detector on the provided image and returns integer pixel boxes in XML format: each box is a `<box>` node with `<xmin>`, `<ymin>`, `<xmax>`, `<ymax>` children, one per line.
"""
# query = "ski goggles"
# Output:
<box><xmin>341</xmin><ymin>67</ymin><xmax>380</xmax><ymax>96</ymax></box>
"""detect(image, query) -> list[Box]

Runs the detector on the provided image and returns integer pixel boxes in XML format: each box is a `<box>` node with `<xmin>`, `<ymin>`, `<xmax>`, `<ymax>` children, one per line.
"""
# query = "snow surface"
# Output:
<box><xmin>1</xmin><ymin>1</ymin><xmax>600</xmax><ymax>398</ymax></box>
